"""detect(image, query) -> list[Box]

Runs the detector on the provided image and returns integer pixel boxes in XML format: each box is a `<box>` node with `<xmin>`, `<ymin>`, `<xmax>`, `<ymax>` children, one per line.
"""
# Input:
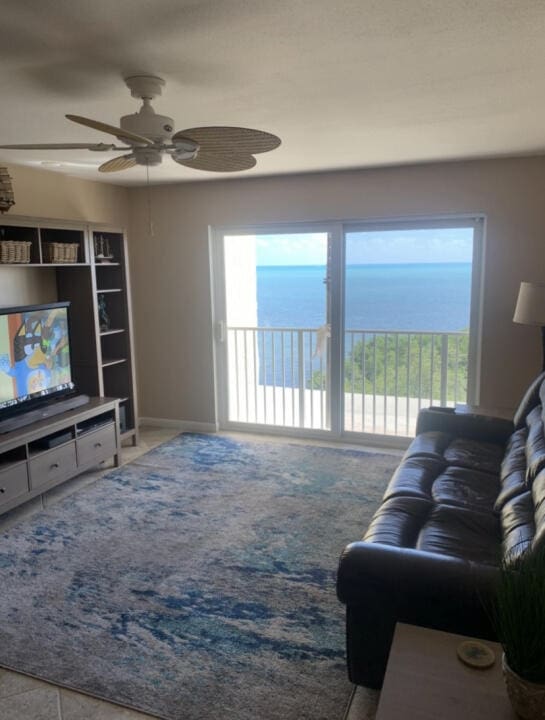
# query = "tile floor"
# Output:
<box><xmin>345</xmin><ymin>687</ymin><xmax>380</xmax><ymax>720</ymax></box>
<box><xmin>0</xmin><ymin>426</ymin><xmax>387</xmax><ymax>720</ymax></box>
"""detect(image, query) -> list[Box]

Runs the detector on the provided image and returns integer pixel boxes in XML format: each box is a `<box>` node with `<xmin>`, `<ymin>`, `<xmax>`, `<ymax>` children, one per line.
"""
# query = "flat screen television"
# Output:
<box><xmin>0</xmin><ymin>302</ymin><xmax>76</xmax><ymax>423</ymax></box>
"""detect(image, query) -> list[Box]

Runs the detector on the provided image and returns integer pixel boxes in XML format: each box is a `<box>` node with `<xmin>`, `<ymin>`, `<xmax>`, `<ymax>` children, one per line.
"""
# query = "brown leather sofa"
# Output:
<box><xmin>337</xmin><ymin>372</ymin><xmax>545</xmax><ymax>688</ymax></box>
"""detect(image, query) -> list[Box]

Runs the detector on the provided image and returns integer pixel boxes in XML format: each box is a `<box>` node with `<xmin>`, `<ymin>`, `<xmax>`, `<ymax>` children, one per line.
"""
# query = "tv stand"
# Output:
<box><xmin>0</xmin><ymin>395</ymin><xmax>91</xmax><ymax>435</ymax></box>
<box><xmin>0</xmin><ymin>398</ymin><xmax>120</xmax><ymax>516</ymax></box>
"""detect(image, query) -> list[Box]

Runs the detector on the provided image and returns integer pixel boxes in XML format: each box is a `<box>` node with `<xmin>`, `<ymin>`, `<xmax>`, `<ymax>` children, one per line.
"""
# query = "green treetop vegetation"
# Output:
<box><xmin>310</xmin><ymin>332</ymin><xmax>469</xmax><ymax>402</ymax></box>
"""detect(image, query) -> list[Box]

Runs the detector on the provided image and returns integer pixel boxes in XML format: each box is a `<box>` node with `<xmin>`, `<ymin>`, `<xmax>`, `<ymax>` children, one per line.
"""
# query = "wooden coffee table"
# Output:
<box><xmin>375</xmin><ymin>624</ymin><xmax>515</xmax><ymax>719</ymax></box>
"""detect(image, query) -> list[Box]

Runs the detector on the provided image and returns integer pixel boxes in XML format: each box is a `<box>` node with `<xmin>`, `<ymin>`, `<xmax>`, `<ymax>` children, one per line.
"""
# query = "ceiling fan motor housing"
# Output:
<box><xmin>120</xmin><ymin>111</ymin><xmax>175</xmax><ymax>144</ymax></box>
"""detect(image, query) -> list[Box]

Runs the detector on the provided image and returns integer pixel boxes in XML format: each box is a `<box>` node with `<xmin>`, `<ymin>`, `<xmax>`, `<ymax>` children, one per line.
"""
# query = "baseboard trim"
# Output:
<box><xmin>139</xmin><ymin>417</ymin><xmax>218</xmax><ymax>434</ymax></box>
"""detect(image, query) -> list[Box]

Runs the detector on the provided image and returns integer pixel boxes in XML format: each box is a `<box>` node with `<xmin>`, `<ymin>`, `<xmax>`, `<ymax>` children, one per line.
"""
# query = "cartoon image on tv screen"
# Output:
<box><xmin>0</xmin><ymin>308</ymin><xmax>73</xmax><ymax>409</ymax></box>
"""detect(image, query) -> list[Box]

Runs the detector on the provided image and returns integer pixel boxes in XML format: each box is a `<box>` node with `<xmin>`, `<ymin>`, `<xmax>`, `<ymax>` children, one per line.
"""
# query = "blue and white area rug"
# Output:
<box><xmin>0</xmin><ymin>434</ymin><xmax>397</xmax><ymax>720</ymax></box>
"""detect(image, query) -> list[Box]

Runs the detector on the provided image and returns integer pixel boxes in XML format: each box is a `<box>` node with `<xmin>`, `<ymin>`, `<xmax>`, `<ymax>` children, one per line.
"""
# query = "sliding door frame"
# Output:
<box><xmin>210</xmin><ymin>221</ymin><xmax>344</xmax><ymax>440</ymax></box>
<box><xmin>210</xmin><ymin>214</ymin><xmax>485</xmax><ymax>445</ymax></box>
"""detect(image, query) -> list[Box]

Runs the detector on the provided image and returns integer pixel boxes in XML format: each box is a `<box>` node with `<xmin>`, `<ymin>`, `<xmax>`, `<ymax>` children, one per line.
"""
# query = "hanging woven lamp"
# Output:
<box><xmin>0</xmin><ymin>167</ymin><xmax>15</xmax><ymax>213</ymax></box>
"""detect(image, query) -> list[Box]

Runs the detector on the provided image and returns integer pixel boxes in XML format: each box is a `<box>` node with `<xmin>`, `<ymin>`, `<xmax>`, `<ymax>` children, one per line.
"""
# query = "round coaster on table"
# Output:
<box><xmin>457</xmin><ymin>640</ymin><xmax>496</xmax><ymax>669</ymax></box>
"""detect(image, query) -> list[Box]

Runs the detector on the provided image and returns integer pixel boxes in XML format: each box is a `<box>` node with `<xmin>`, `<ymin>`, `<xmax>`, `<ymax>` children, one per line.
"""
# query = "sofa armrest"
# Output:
<box><xmin>415</xmin><ymin>407</ymin><xmax>514</xmax><ymax>444</ymax></box>
<box><xmin>337</xmin><ymin>541</ymin><xmax>499</xmax><ymax>608</ymax></box>
<box><xmin>337</xmin><ymin>541</ymin><xmax>500</xmax><ymax>687</ymax></box>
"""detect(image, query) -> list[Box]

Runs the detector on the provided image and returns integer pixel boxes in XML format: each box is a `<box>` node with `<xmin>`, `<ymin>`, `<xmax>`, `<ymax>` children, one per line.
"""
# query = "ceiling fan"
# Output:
<box><xmin>0</xmin><ymin>75</ymin><xmax>281</xmax><ymax>174</ymax></box>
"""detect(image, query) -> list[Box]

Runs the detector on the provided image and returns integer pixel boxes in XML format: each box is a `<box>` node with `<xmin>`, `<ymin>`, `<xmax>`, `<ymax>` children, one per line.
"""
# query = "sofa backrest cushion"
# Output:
<box><xmin>501</xmin><ymin>490</ymin><xmax>535</xmax><ymax>559</ymax></box>
<box><xmin>525</xmin><ymin>406</ymin><xmax>545</xmax><ymax>482</ymax></box>
<box><xmin>531</xmin><ymin>469</ymin><xmax>545</xmax><ymax>553</ymax></box>
<box><xmin>513</xmin><ymin>372</ymin><xmax>545</xmax><ymax>430</ymax></box>
<box><xmin>500</xmin><ymin>467</ymin><xmax>545</xmax><ymax>559</ymax></box>
<box><xmin>495</xmin><ymin>428</ymin><xmax>528</xmax><ymax>511</ymax></box>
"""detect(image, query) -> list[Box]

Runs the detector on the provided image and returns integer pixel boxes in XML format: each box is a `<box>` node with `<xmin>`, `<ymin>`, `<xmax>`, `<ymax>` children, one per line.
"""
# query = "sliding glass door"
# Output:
<box><xmin>216</xmin><ymin>230</ymin><xmax>333</xmax><ymax>431</ymax></box>
<box><xmin>212</xmin><ymin>218</ymin><xmax>482</xmax><ymax>440</ymax></box>
<box><xmin>343</xmin><ymin>223</ymin><xmax>478</xmax><ymax>436</ymax></box>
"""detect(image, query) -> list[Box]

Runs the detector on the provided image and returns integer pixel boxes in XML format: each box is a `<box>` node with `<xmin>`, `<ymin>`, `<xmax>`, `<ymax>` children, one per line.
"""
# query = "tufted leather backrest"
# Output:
<box><xmin>500</xmin><ymin>374</ymin><xmax>545</xmax><ymax>560</ymax></box>
<box><xmin>513</xmin><ymin>372</ymin><xmax>545</xmax><ymax>430</ymax></box>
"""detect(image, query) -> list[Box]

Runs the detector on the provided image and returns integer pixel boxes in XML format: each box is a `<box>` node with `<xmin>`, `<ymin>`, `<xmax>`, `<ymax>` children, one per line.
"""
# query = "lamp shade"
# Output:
<box><xmin>513</xmin><ymin>282</ymin><xmax>545</xmax><ymax>326</ymax></box>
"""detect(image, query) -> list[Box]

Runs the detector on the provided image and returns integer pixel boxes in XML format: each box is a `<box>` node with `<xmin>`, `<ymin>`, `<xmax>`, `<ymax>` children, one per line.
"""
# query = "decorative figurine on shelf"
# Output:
<box><xmin>0</xmin><ymin>167</ymin><xmax>15</xmax><ymax>214</ymax></box>
<box><xmin>98</xmin><ymin>293</ymin><xmax>110</xmax><ymax>332</ymax></box>
<box><xmin>94</xmin><ymin>235</ymin><xmax>114</xmax><ymax>263</ymax></box>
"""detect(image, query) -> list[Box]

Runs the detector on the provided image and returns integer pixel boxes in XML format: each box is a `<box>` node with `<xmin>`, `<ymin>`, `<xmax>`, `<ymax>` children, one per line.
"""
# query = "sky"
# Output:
<box><xmin>250</xmin><ymin>227</ymin><xmax>474</xmax><ymax>266</ymax></box>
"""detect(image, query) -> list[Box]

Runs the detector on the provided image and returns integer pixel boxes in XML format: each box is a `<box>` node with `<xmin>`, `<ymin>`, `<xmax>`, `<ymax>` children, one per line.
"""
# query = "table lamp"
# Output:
<box><xmin>513</xmin><ymin>281</ymin><xmax>545</xmax><ymax>371</ymax></box>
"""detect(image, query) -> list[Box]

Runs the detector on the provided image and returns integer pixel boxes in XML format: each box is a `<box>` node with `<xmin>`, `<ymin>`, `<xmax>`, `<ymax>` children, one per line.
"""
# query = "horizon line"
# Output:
<box><xmin>256</xmin><ymin>260</ymin><xmax>472</xmax><ymax>268</ymax></box>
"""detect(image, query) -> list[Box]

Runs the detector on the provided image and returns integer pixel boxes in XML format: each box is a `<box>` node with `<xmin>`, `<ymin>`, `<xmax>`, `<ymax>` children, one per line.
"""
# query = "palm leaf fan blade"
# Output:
<box><xmin>65</xmin><ymin>115</ymin><xmax>153</xmax><ymax>147</ymax></box>
<box><xmin>0</xmin><ymin>143</ymin><xmax>117</xmax><ymax>150</ymax></box>
<box><xmin>173</xmin><ymin>126</ymin><xmax>280</xmax><ymax>155</ymax></box>
<box><xmin>173</xmin><ymin>151</ymin><xmax>256</xmax><ymax>172</ymax></box>
<box><xmin>99</xmin><ymin>154</ymin><xmax>136</xmax><ymax>173</ymax></box>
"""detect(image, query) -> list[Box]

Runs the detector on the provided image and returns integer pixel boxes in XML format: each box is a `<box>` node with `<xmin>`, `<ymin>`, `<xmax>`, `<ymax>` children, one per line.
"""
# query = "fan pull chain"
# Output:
<box><xmin>146</xmin><ymin>164</ymin><xmax>154</xmax><ymax>238</ymax></box>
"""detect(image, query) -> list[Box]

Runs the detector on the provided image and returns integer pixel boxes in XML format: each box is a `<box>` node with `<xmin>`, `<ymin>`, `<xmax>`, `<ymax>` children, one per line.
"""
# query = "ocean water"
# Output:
<box><xmin>238</xmin><ymin>263</ymin><xmax>472</xmax><ymax>388</ymax></box>
<box><xmin>257</xmin><ymin>262</ymin><xmax>472</xmax><ymax>331</ymax></box>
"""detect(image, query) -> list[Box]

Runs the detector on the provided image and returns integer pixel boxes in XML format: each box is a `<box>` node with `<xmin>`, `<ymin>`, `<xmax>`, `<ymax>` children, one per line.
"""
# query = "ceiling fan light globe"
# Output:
<box><xmin>134</xmin><ymin>147</ymin><xmax>163</xmax><ymax>166</ymax></box>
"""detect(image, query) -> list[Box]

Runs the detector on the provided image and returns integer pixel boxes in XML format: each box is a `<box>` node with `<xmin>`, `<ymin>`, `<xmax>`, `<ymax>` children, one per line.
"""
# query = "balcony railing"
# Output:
<box><xmin>226</xmin><ymin>326</ymin><xmax>468</xmax><ymax>436</ymax></box>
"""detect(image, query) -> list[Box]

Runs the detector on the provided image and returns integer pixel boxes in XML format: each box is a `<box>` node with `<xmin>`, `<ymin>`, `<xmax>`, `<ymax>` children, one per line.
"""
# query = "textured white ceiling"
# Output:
<box><xmin>1</xmin><ymin>0</ymin><xmax>545</xmax><ymax>186</ymax></box>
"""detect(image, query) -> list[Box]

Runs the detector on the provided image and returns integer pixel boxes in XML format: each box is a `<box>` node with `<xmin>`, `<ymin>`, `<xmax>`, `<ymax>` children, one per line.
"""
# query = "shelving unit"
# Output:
<box><xmin>0</xmin><ymin>221</ymin><xmax>88</xmax><ymax>265</ymax></box>
<box><xmin>102</xmin><ymin>358</ymin><xmax>127</xmax><ymax>368</ymax></box>
<box><xmin>0</xmin><ymin>217</ymin><xmax>138</xmax><ymax>446</ymax></box>
<box><xmin>92</xmin><ymin>229</ymin><xmax>138</xmax><ymax>444</ymax></box>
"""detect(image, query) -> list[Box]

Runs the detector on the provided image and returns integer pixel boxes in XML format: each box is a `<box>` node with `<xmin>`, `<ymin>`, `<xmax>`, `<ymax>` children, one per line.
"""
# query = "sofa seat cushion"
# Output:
<box><xmin>363</xmin><ymin>497</ymin><xmax>501</xmax><ymax>566</ymax></box>
<box><xmin>382</xmin><ymin>456</ymin><xmax>445</xmax><ymax>502</ymax></box>
<box><xmin>432</xmin><ymin>467</ymin><xmax>500</xmax><ymax>512</ymax></box>
<box><xmin>383</xmin><ymin>456</ymin><xmax>500</xmax><ymax>513</ymax></box>
<box><xmin>417</xmin><ymin>504</ymin><xmax>501</xmax><ymax>565</ymax></box>
<box><xmin>363</xmin><ymin>496</ymin><xmax>432</xmax><ymax>548</ymax></box>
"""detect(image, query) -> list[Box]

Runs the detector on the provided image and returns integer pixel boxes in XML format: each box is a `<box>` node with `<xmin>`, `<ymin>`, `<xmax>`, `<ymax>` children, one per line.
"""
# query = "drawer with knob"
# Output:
<box><xmin>0</xmin><ymin>462</ymin><xmax>30</xmax><ymax>507</ymax></box>
<box><xmin>29</xmin><ymin>442</ymin><xmax>77</xmax><ymax>490</ymax></box>
<box><xmin>76</xmin><ymin>423</ymin><xmax>116</xmax><ymax>468</ymax></box>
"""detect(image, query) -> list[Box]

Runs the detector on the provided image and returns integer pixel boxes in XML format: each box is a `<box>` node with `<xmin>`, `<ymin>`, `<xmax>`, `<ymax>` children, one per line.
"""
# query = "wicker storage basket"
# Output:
<box><xmin>44</xmin><ymin>242</ymin><xmax>79</xmax><ymax>263</ymax></box>
<box><xmin>0</xmin><ymin>240</ymin><xmax>32</xmax><ymax>263</ymax></box>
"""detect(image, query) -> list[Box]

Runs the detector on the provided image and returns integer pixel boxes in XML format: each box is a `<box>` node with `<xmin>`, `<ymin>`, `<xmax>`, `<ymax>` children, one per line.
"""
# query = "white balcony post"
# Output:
<box><xmin>440</xmin><ymin>334</ymin><xmax>449</xmax><ymax>406</ymax></box>
<box><xmin>298</xmin><ymin>329</ymin><xmax>305</xmax><ymax>427</ymax></box>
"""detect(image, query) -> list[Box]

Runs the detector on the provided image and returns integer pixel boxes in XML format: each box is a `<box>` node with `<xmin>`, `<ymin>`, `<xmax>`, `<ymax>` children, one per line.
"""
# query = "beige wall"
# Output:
<box><xmin>0</xmin><ymin>164</ymin><xmax>129</xmax><ymax>307</ymax></box>
<box><xmin>129</xmin><ymin>156</ymin><xmax>545</xmax><ymax>424</ymax></box>
<box><xmin>6</xmin><ymin>164</ymin><xmax>129</xmax><ymax>225</ymax></box>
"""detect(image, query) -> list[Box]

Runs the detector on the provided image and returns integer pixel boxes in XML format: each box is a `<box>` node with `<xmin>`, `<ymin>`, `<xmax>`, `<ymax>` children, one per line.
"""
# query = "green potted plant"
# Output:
<box><xmin>492</xmin><ymin>545</ymin><xmax>545</xmax><ymax>719</ymax></box>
